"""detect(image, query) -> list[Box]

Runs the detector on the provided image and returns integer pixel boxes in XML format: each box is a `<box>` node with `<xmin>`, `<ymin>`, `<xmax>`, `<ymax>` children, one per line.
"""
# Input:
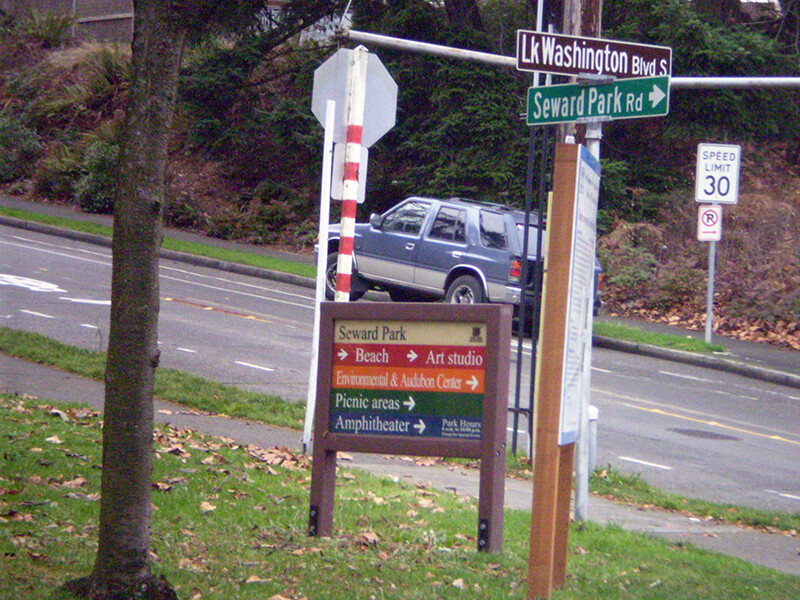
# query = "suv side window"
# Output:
<box><xmin>381</xmin><ymin>200</ymin><xmax>430</xmax><ymax>235</ymax></box>
<box><xmin>479</xmin><ymin>210</ymin><xmax>508</xmax><ymax>250</ymax></box>
<box><xmin>429</xmin><ymin>206</ymin><xmax>466</xmax><ymax>242</ymax></box>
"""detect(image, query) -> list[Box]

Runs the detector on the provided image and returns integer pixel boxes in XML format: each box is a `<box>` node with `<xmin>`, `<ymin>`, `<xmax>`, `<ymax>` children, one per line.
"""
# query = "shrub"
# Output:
<box><xmin>74</xmin><ymin>140</ymin><xmax>119</xmax><ymax>214</ymax></box>
<box><xmin>33</xmin><ymin>145</ymin><xmax>81</xmax><ymax>200</ymax></box>
<box><xmin>646</xmin><ymin>262</ymin><xmax>705</xmax><ymax>312</ymax></box>
<box><xmin>164</xmin><ymin>192</ymin><xmax>206</xmax><ymax>230</ymax></box>
<box><xmin>0</xmin><ymin>113</ymin><xmax>42</xmax><ymax>182</ymax></box>
<box><xmin>18</xmin><ymin>9</ymin><xmax>74</xmax><ymax>49</ymax></box>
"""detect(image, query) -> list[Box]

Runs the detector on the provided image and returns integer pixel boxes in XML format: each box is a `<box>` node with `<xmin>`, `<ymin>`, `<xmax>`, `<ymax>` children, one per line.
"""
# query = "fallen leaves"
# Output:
<box><xmin>248</xmin><ymin>446</ymin><xmax>309</xmax><ymax>471</ymax></box>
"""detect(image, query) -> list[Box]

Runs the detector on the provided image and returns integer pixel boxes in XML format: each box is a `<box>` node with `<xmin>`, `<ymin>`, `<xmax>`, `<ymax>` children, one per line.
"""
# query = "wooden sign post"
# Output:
<box><xmin>528</xmin><ymin>143</ymin><xmax>601</xmax><ymax>598</ymax></box>
<box><xmin>309</xmin><ymin>302</ymin><xmax>512</xmax><ymax>552</ymax></box>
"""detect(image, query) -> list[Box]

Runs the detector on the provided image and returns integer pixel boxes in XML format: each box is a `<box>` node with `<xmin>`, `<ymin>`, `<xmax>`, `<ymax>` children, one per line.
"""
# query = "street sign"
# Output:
<box><xmin>695</xmin><ymin>143</ymin><xmax>741</xmax><ymax>204</ymax></box>
<box><xmin>698</xmin><ymin>204</ymin><xmax>723</xmax><ymax>241</ymax></box>
<box><xmin>311</xmin><ymin>48</ymin><xmax>397</xmax><ymax>147</ymax></box>
<box><xmin>526</xmin><ymin>76</ymin><xmax>669</xmax><ymax>126</ymax></box>
<box><xmin>517</xmin><ymin>30</ymin><xmax>672</xmax><ymax>79</ymax></box>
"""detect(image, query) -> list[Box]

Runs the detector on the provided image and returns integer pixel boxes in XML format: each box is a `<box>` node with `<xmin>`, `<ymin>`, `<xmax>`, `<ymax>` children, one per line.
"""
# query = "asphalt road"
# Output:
<box><xmin>2</xmin><ymin>223</ymin><xmax>799</xmax><ymax>514</ymax></box>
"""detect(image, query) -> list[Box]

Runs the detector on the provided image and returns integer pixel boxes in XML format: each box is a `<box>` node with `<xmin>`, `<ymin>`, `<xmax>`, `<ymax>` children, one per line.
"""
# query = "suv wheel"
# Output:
<box><xmin>325</xmin><ymin>252</ymin><xmax>366</xmax><ymax>301</ymax></box>
<box><xmin>445</xmin><ymin>275</ymin><xmax>485</xmax><ymax>304</ymax></box>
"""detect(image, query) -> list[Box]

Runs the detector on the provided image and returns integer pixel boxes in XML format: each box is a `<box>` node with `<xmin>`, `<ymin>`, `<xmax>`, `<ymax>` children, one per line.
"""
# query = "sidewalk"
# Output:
<box><xmin>2</xmin><ymin>196</ymin><xmax>800</xmax><ymax>575</ymax></box>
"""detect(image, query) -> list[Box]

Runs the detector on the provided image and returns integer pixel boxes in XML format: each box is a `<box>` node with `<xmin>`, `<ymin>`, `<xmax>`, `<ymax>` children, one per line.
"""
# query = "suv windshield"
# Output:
<box><xmin>381</xmin><ymin>200</ymin><xmax>431</xmax><ymax>235</ymax></box>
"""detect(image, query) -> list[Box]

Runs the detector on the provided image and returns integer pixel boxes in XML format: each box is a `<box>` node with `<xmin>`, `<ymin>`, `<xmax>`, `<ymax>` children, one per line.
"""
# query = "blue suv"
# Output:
<box><xmin>324</xmin><ymin>197</ymin><xmax>543</xmax><ymax>309</ymax></box>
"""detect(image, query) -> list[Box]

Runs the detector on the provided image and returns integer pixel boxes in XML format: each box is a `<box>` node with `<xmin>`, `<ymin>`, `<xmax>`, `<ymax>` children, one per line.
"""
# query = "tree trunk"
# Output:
<box><xmin>61</xmin><ymin>1</ymin><xmax>186</xmax><ymax>598</ymax></box>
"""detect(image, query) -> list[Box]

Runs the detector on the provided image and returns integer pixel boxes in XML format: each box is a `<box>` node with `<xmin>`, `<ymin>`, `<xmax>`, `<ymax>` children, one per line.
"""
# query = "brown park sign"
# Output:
<box><xmin>309</xmin><ymin>302</ymin><xmax>512</xmax><ymax>552</ymax></box>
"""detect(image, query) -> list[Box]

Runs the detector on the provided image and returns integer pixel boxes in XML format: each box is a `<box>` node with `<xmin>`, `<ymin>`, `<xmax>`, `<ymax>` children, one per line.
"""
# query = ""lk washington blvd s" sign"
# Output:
<box><xmin>517</xmin><ymin>30</ymin><xmax>671</xmax><ymax>79</ymax></box>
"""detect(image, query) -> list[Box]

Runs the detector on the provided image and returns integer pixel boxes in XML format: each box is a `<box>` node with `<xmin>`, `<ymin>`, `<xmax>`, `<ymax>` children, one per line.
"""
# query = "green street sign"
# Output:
<box><xmin>526</xmin><ymin>76</ymin><xmax>669</xmax><ymax>126</ymax></box>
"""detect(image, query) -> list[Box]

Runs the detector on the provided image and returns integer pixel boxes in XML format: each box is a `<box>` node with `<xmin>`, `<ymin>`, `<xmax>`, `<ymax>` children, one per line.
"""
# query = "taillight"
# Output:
<box><xmin>509</xmin><ymin>259</ymin><xmax>522</xmax><ymax>283</ymax></box>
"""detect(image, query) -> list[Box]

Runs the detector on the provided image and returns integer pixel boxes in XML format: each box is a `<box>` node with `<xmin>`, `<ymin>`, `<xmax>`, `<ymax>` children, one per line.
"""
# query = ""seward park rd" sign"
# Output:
<box><xmin>526</xmin><ymin>75</ymin><xmax>670</xmax><ymax>126</ymax></box>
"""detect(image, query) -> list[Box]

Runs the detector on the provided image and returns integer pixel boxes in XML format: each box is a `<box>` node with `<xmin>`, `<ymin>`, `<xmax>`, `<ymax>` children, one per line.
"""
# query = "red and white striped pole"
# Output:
<box><xmin>335</xmin><ymin>46</ymin><xmax>368</xmax><ymax>302</ymax></box>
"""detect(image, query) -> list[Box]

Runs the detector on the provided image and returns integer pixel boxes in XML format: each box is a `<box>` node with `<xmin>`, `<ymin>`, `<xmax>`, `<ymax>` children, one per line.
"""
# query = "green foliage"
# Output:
<box><xmin>33</xmin><ymin>145</ymin><xmax>81</xmax><ymax>200</ymax></box>
<box><xmin>592</xmin><ymin>321</ymin><xmax>725</xmax><ymax>353</ymax></box>
<box><xmin>0</xmin><ymin>112</ymin><xmax>42</xmax><ymax>182</ymax></box>
<box><xmin>18</xmin><ymin>8</ymin><xmax>74</xmax><ymax>48</ymax></box>
<box><xmin>180</xmin><ymin>38</ymin><xmax>267</xmax><ymax>148</ymax></box>
<box><xmin>74</xmin><ymin>139</ymin><xmax>119</xmax><ymax>214</ymax></box>
<box><xmin>646</xmin><ymin>262</ymin><xmax>705</xmax><ymax>312</ymax></box>
<box><xmin>604</xmin><ymin>245</ymin><xmax>658</xmax><ymax>289</ymax></box>
<box><xmin>354</xmin><ymin>0</ymin><xmax>530</xmax><ymax>210</ymax></box>
<box><xmin>600</xmin><ymin>0</ymin><xmax>800</xmax><ymax>214</ymax></box>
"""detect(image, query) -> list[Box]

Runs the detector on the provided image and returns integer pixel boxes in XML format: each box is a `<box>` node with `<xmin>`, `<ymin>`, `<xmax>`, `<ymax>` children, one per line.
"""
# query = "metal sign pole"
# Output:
<box><xmin>303</xmin><ymin>99</ymin><xmax>336</xmax><ymax>454</ymax></box>
<box><xmin>705</xmin><ymin>240</ymin><xmax>717</xmax><ymax>344</ymax></box>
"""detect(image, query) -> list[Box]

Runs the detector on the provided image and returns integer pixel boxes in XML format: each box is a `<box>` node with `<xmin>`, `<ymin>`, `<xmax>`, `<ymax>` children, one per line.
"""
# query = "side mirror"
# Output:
<box><xmin>369</xmin><ymin>213</ymin><xmax>382</xmax><ymax>229</ymax></box>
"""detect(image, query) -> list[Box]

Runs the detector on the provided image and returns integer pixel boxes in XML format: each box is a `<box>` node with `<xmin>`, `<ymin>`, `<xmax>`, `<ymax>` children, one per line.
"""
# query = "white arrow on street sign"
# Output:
<box><xmin>337</xmin><ymin>348</ymin><xmax>348</xmax><ymax>361</ymax></box>
<box><xmin>413</xmin><ymin>419</ymin><xmax>426</xmax><ymax>435</ymax></box>
<box><xmin>311</xmin><ymin>48</ymin><xmax>398</xmax><ymax>148</ymax></box>
<box><xmin>466</xmin><ymin>375</ymin><xmax>479</xmax><ymax>391</ymax></box>
<box><xmin>648</xmin><ymin>84</ymin><xmax>666</xmax><ymax>106</ymax></box>
<box><xmin>403</xmin><ymin>396</ymin><xmax>416</xmax><ymax>411</ymax></box>
<box><xmin>406</xmin><ymin>349</ymin><xmax>418</xmax><ymax>362</ymax></box>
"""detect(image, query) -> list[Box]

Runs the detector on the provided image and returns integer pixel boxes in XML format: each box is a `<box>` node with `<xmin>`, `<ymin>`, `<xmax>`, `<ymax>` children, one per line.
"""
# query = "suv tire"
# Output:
<box><xmin>445</xmin><ymin>275</ymin><xmax>485</xmax><ymax>304</ymax></box>
<box><xmin>325</xmin><ymin>252</ymin><xmax>366</xmax><ymax>301</ymax></box>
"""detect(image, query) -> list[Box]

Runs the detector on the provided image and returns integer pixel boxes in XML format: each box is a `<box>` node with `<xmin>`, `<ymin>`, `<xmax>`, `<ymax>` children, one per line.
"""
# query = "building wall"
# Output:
<box><xmin>2</xmin><ymin>0</ymin><xmax>134</xmax><ymax>42</ymax></box>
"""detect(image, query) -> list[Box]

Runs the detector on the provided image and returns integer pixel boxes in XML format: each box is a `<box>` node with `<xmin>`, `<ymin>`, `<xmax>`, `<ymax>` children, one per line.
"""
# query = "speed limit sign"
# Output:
<box><xmin>695</xmin><ymin>143</ymin><xmax>741</xmax><ymax>204</ymax></box>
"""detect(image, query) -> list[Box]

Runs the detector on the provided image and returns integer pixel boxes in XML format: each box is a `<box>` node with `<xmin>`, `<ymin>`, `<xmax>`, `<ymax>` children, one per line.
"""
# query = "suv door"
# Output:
<box><xmin>414</xmin><ymin>204</ymin><xmax>468</xmax><ymax>295</ymax></box>
<box><xmin>356</xmin><ymin>199</ymin><xmax>432</xmax><ymax>287</ymax></box>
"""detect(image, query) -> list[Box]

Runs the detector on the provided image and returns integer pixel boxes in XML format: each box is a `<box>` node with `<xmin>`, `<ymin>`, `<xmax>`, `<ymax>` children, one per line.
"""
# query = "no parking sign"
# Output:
<box><xmin>697</xmin><ymin>204</ymin><xmax>722</xmax><ymax>241</ymax></box>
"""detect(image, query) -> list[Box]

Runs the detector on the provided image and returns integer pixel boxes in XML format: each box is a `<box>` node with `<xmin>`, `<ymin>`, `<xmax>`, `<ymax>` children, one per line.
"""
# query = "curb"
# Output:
<box><xmin>593</xmin><ymin>335</ymin><xmax>800</xmax><ymax>390</ymax></box>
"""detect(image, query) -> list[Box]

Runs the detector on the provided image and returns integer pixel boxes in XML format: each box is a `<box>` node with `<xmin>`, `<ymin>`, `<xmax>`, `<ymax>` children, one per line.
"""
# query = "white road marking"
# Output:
<box><xmin>659</xmin><ymin>370</ymin><xmax>717</xmax><ymax>384</ymax></box>
<box><xmin>234</xmin><ymin>360</ymin><xmax>275</xmax><ymax>372</ymax></box>
<box><xmin>19</xmin><ymin>309</ymin><xmax>55</xmax><ymax>319</ymax></box>
<box><xmin>618</xmin><ymin>456</ymin><xmax>673</xmax><ymax>470</ymax></box>
<box><xmin>176</xmin><ymin>347</ymin><xmax>197</xmax><ymax>354</ymax></box>
<box><xmin>765</xmin><ymin>489</ymin><xmax>800</xmax><ymax>502</ymax></box>
<box><xmin>80</xmin><ymin>324</ymin><xmax>98</xmax><ymax>329</ymax></box>
<box><xmin>0</xmin><ymin>273</ymin><xmax>66</xmax><ymax>292</ymax></box>
<box><xmin>1</xmin><ymin>239</ymin><xmax>110</xmax><ymax>267</ymax></box>
<box><xmin>60</xmin><ymin>297</ymin><xmax>111</xmax><ymax>305</ymax></box>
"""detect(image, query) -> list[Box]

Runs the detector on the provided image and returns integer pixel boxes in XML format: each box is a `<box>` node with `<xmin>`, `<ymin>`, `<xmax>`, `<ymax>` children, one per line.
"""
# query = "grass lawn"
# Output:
<box><xmin>2</xmin><ymin>394</ymin><xmax>799</xmax><ymax>600</ymax></box>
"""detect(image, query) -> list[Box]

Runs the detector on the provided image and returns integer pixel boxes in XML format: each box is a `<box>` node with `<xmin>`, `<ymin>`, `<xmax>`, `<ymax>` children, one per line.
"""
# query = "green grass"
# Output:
<box><xmin>0</xmin><ymin>326</ymin><xmax>304</xmax><ymax>429</ymax></box>
<box><xmin>2</xmin><ymin>394</ymin><xmax>799</xmax><ymax>599</ymax></box>
<box><xmin>591</xmin><ymin>465</ymin><xmax>800</xmax><ymax>533</ymax></box>
<box><xmin>0</xmin><ymin>206</ymin><xmax>316</xmax><ymax>279</ymax></box>
<box><xmin>593</xmin><ymin>320</ymin><xmax>725</xmax><ymax>353</ymax></box>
